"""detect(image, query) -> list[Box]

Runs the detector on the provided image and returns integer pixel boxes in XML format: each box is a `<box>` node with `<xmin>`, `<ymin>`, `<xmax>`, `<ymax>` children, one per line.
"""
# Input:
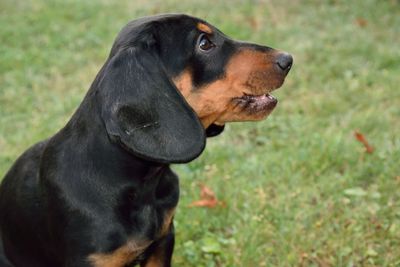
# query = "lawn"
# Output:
<box><xmin>1</xmin><ymin>0</ymin><xmax>399</xmax><ymax>266</ymax></box>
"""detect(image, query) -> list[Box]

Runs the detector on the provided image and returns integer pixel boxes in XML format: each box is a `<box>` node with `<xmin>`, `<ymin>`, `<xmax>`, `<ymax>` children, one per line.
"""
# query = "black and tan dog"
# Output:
<box><xmin>0</xmin><ymin>14</ymin><xmax>292</xmax><ymax>267</ymax></box>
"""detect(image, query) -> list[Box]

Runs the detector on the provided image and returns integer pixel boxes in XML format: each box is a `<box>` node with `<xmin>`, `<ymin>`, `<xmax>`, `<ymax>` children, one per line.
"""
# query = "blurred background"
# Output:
<box><xmin>0</xmin><ymin>0</ymin><xmax>399</xmax><ymax>266</ymax></box>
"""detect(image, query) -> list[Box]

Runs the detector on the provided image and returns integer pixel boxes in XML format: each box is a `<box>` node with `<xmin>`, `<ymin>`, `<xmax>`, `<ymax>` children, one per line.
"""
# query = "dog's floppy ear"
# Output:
<box><xmin>99</xmin><ymin>46</ymin><xmax>206</xmax><ymax>163</ymax></box>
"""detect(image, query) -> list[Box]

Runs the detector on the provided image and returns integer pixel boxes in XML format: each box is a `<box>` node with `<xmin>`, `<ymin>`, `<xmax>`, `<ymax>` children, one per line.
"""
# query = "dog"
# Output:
<box><xmin>0</xmin><ymin>14</ymin><xmax>292</xmax><ymax>267</ymax></box>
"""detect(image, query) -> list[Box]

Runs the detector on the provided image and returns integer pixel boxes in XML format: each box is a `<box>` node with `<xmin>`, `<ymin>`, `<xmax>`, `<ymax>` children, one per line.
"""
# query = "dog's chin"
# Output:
<box><xmin>241</xmin><ymin>95</ymin><xmax>277</xmax><ymax>121</ymax></box>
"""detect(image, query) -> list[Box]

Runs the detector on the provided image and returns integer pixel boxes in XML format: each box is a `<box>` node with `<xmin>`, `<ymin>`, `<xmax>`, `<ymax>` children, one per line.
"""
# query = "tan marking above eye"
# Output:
<box><xmin>196</xmin><ymin>22</ymin><xmax>213</xmax><ymax>34</ymax></box>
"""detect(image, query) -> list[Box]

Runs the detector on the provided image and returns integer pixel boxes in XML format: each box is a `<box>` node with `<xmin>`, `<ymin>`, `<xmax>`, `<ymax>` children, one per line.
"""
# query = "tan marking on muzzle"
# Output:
<box><xmin>173</xmin><ymin>48</ymin><xmax>286</xmax><ymax>127</ymax></box>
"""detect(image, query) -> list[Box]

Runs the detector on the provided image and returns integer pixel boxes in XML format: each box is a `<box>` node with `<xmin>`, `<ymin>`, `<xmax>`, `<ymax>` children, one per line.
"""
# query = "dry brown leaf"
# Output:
<box><xmin>354</xmin><ymin>131</ymin><xmax>374</xmax><ymax>153</ymax></box>
<box><xmin>188</xmin><ymin>184</ymin><xmax>224</xmax><ymax>208</ymax></box>
<box><xmin>188</xmin><ymin>199</ymin><xmax>219</xmax><ymax>208</ymax></box>
<box><xmin>355</xmin><ymin>17</ymin><xmax>368</xmax><ymax>27</ymax></box>
<box><xmin>200</xmin><ymin>184</ymin><xmax>216</xmax><ymax>199</ymax></box>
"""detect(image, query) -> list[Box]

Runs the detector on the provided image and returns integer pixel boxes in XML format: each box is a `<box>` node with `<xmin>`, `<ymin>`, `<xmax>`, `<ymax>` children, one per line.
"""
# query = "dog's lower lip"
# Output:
<box><xmin>236</xmin><ymin>93</ymin><xmax>277</xmax><ymax>111</ymax></box>
<box><xmin>254</xmin><ymin>94</ymin><xmax>277</xmax><ymax>107</ymax></box>
<box><xmin>242</xmin><ymin>93</ymin><xmax>276</xmax><ymax>102</ymax></box>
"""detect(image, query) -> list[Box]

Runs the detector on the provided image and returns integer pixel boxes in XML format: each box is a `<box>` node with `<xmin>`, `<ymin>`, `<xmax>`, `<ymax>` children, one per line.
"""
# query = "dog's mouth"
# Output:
<box><xmin>233</xmin><ymin>93</ymin><xmax>277</xmax><ymax>114</ymax></box>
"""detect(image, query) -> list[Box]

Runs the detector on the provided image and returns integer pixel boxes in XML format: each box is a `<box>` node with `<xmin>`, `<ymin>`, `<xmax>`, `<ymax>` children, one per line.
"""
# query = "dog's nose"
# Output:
<box><xmin>276</xmin><ymin>53</ymin><xmax>293</xmax><ymax>72</ymax></box>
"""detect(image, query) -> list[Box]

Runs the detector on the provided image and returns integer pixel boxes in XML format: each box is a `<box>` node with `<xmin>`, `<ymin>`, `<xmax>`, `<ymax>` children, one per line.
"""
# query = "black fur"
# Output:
<box><xmin>0</xmin><ymin>14</ymin><xmax>282</xmax><ymax>266</ymax></box>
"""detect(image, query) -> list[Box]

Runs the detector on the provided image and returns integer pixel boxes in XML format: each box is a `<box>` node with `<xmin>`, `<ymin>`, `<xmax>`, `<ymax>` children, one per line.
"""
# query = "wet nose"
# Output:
<box><xmin>276</xmin><ymin>53</ymin><xmax>293</xmax><ymax>72</ymax></box>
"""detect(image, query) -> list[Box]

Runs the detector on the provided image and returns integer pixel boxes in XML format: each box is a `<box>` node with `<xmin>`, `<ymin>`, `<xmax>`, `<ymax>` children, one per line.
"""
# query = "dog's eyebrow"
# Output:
<box><xmin>196</xmin><ymin>22</ymin><xmax>213</xmax><ymax>34</ymax></box>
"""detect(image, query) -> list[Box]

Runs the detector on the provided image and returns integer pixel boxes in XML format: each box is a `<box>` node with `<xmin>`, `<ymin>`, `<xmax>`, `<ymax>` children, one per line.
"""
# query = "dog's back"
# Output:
<box><xmin>0</xmin><ymin>141</ymin><xmax>58</xmax><ymax>266</ymax></box>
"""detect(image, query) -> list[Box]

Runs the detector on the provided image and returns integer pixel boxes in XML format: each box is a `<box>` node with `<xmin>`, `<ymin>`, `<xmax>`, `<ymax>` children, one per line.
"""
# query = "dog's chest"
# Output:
<box><xmin>87</xmin><ymin>168</ymin><xmax>179</xmax><ymax>267</ymax></box>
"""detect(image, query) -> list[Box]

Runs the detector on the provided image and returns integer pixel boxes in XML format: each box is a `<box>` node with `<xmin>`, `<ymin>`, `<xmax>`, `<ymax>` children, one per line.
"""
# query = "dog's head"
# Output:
<box><xmin>96</xmin><ymin>14</ymin><xmax>292</xmax><ymax>163</ymax></box>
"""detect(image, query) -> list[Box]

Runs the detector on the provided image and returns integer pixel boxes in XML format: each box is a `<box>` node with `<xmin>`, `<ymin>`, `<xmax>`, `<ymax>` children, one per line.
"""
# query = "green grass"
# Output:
<box><xmin>1</xmin><ymin>0</ymin><xmax>399</xmax><ymax>266</ymax></box>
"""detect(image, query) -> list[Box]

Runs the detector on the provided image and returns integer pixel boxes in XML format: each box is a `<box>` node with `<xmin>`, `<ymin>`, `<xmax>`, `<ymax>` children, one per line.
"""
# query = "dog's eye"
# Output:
<box><xmin>198</xmin><ymin>34</ymin><xmax>215</xmax><ymax>51</ymax></box>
